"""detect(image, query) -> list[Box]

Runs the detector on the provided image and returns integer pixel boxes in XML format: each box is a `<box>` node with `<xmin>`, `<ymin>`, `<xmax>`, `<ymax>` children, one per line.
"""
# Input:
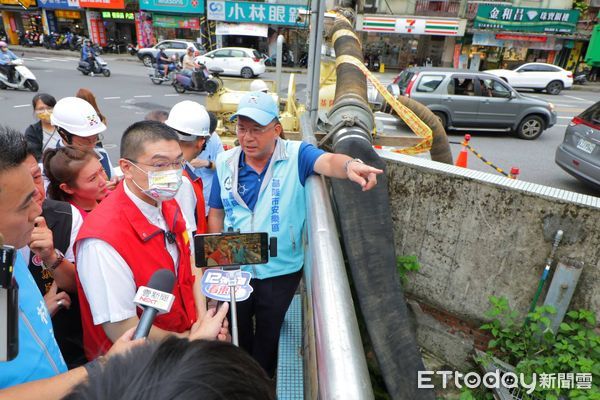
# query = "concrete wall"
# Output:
<box><xmin>381</xmin><ymin>152</ymin><xmax>600</xmax><ymax>368</ymax></box>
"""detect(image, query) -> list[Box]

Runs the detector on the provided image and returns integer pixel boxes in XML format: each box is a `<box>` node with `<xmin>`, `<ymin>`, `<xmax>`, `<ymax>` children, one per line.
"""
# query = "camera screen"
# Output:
<box><xmin>194</xmin><ymin>232</ymin><xmax>269</xmax><ymax>268</ymax></box>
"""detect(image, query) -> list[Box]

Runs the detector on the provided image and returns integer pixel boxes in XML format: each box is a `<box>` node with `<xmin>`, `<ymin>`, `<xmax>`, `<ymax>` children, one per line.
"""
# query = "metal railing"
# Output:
<box><xmin>301</xmin><ymin>115</ymin><xmax>374</xmax><ymax>400</ymax></box>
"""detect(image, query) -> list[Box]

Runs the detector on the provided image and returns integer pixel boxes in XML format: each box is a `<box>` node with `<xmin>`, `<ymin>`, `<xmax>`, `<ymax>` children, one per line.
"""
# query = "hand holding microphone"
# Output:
<box><xmin>132</xmin><ymin>269</ymin><xmax>177</xmax><ymax>340</ymax></box>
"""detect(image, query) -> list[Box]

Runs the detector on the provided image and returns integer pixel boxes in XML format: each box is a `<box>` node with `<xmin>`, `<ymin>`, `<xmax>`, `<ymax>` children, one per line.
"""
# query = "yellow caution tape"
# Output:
<box><xmin>335</xmin><ymin>54</ymin><xmax>433</xmax><ymax>155</ymax></box>
<box><xmin>332</xmin><ymin>29</ymin><xmax>360</xmax><ymax>46</ymax></box>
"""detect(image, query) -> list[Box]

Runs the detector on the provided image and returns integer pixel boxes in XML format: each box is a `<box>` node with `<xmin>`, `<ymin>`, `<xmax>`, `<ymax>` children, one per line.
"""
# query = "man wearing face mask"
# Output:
<box><xmin>165</xmin><ymin>100</ymin><xmax>211</xmax><ymax>233</ymax></box>
<box><xmin>74</xmin><ymin>120</ymin><xmax>228</xmax><ymax>360</ymax></box>
<box><xmin>50</xmin><ymin>97</ymin><xmax>116</xmax><ymax>184</ymax></box>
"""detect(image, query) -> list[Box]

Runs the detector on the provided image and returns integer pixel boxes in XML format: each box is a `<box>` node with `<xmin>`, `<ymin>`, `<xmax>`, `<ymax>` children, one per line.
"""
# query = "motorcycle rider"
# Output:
<box><xmin>81</xmin><ymin>40</ymin><xmax>97</xmax><ymax>76</ymax></box>
<box><xmin>157</xmin><ymin>45</ymin><xmax>175</xmax><ymax>78</ymax></box>
<box><xmin>0</xmin><ymin>41</ymin><xmax>18</xmax><ymax>83</ymax></box>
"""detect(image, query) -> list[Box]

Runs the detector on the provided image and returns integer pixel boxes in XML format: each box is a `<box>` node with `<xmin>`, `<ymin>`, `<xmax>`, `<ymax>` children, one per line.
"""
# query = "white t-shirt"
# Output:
<box><xmin>76</xmin><ymin>181</ymin><xmax>195</xmax><ymax>326</ymax></box>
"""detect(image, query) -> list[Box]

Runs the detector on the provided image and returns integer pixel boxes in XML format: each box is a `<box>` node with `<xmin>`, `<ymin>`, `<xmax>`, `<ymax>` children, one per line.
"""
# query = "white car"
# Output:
<box><xmin>195</xmin><ymin>47</ymin><xmax>265</xmax><ymax>79</ymax></box>
<box><xmin>485</xmin><ymin>63</ymin><xmax>573</xmax><ymax>95</ymax></box>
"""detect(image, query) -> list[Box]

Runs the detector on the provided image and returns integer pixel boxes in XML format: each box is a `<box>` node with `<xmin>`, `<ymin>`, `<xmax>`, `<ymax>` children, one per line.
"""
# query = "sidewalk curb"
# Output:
<box><xmin>11</xmin><ymin>45</ymin><xmax>140</xmax><ymax>63</ymax></box>
<box><xmin>572</xmin><ymin>84</ymin><xmax>600</xmax><ymax>93</ymax></box>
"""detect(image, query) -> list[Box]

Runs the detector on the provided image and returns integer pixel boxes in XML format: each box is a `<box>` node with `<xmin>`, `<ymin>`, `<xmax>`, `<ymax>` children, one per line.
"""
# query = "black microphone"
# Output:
<box><xmin>0</xmin><ymin>234</ymin><xmax>18</xmax><ymax>362</ymax></box>
<box><xmin>132</xmin><ymin>269</ymin><xmax>176</xmax><ymax>340</ymax></box>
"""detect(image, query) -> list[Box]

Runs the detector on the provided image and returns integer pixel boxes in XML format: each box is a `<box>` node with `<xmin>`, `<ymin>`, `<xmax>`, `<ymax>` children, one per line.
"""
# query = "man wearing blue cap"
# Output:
<box><xmin>207</xmin><ymin>92</ymin><xmax>382</xmax><ymax>377</ymax></box>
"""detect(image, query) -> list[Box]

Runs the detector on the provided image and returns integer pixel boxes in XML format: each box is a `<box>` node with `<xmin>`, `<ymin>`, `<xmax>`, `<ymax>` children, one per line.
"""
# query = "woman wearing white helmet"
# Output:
<box><xmin>51</xmin><ymin>97</ymin><xmax>116</xmax><ymax>185</ymax></box>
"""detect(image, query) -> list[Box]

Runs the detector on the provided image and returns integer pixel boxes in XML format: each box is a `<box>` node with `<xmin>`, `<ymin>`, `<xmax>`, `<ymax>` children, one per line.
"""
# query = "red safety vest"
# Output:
<box><xmin>183</xmin><ymin>167</ymin><xmax>207</xmax><ymax>234</ymax></box>
<box><xmin>75</xmin><ymin>181</ymin><xmax>197</xmax><ymax>360</ymax></box>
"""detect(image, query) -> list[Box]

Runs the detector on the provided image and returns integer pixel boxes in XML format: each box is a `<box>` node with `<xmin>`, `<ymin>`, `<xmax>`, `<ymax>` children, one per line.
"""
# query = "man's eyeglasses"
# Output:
<box><xmin>128</xmin><ymin>158</ymin><xmax>185</xmax><ymax>171</ymax></box>
<box><xmin>236</xmin><ymin>123</ymin><xmax>274</xmax><ymax>136</ymax></box>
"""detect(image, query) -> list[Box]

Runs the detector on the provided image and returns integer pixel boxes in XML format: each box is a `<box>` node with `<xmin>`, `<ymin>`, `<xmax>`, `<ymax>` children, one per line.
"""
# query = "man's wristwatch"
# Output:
<box><xmin>344</xmin><ymin>158</ymin><xmax>364</xmax><ymax>174</ymax></box>
<box><xmin>42</xmin><ymin>249</ymin><xmax>65</xmax><ymax>272</ymax></box>
<box><xmin>206</xmin><ymin>161</ymin><xmax>214</xmax><ymax>169</ymax></box>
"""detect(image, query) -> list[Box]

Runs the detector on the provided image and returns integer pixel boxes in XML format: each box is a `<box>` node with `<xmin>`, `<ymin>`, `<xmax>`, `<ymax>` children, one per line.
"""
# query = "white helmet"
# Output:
<box><xmin>250</xmin><ymin>79</ymin><xmax>268</xmax><ymax>93</ymax></box>
<box><xmin>51</xmin><ymin>97</ymin><xmax>106</xmax><ymax>137</ymax></box>
<box><xmin>165</xmin><ymin>100</ymin><xmax>211</xmax><ymax>141</ymax></box>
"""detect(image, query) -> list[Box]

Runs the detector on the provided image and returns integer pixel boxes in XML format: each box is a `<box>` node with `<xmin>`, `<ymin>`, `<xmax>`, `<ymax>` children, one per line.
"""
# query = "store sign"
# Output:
<box><xmin>207</xmin><ymin>1</ymin><xmax>308</xmax><ymax>27</ymax></box>
<box><xmin>37</xmin><ymin>0</ymin><xmax>79</xmax><ymax>9</ymax></box>
<box><xmin>495</xmin><ymin>33</ymin><xmax>546</xmax><ymax>42</ymax></box>
<box><xmin>474</xmin><ymin>6</ymin><xmax>579</xmax><ymax>34</ymax></box>
<box><xmin>473</xmin><ymin>32</ymin><xmax>562</xmax><ymax>51</ymax></box>
<box><xmin>359</xmin><ymin>15</ymin><xmax>466</xmax><ymax>36</ymax></box>
<box><xmin>87</xmin><ymin>11</ymin><xmax>107</xmax><ymax>46</ymax></box>
<box><xmin>215</xmin><ymin>22</ymin><xmax>268</xmax><ymax>37</ymax></box>
<box><xmin>0</xmin><ymin>0</ymin><xmax>36</xmax><ymax>7</ymax></box>
<box><xmin>153</xmin><ymin>14</ymin><xmax>200</xmax><ymax>29</ymax></box>
<box><xmin>101</xmin><ymin>11</ymin><xmax>134</xmax><ymax>19</ymax></box>
<box><xmin>55</xmin><ymin>10</ymin><xmax>81</xmax><ymax>18</ymax></box>
<box><xmin>79</xmin><ymin>0</ymin><xmax>124</xmax><ymax>10</ymax></box>
<box><xmin>140</xmin><ymin>0</ymin><xmax>203</xmax><ymax>15</ymax></box>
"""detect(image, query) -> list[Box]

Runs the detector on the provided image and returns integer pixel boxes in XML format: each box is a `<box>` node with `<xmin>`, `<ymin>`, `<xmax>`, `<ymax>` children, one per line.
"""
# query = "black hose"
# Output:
<box><xmin>327</xmin><ymin>13</ymin><xmax>435</xmax><ymax>400</ymax></box>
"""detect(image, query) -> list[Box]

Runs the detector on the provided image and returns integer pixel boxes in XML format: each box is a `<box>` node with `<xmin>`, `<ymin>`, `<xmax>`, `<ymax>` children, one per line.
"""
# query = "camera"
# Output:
<box><xmin>0</xmin><ymin>244</ymin><xmax>18</xmax><ymax>362</ymax></box>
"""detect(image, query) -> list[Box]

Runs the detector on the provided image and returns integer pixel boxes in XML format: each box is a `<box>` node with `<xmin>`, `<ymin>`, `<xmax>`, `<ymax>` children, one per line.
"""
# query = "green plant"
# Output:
<box><xmin>480</xmin><ymin>296</ymin><xmax>600</xmax><ymax>399</ymax></box>
<box><xmin>573</xmin><ymin>0</ymin><xmax>588</xmax><ymax>13</ymax></box>
<box><xmin>396</xmin><ymin>255</ymin><xmax>420</xmax><ymax>285</ymax></box>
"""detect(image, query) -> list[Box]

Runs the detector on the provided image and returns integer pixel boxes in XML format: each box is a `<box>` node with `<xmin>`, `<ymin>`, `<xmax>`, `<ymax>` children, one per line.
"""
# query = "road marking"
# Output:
<box><xmin>564</xmin><ymin>95</ymin><xmax>592</xmax><ymax>102</ymax></box>
<box><xmin>555</xmin><ymin>125</ymin><xmax>568</xmax><ymax>128</ymax></box>
<box><xmin>104</xmin><ymin>96</ymin><xmax>121</xmax><ymax>100</ymax></box>
<box><xmin>133</xmin><ymin>95</ymin><xmax>152</xmax><ymax>98</ymax></box>
<box><xmin>13</xmin><ymin>104</ymin><xmax>30</xmax><ymax>108</ymax></box>
<box><xmin>164</xmin><ymin>94</ymin><xmax>179</xmax><ymax>97</ymax></box>
<box><xmin>558</xmin><ymin>116</ymin><xmax>574</xmax><ymax>119</ymax></box>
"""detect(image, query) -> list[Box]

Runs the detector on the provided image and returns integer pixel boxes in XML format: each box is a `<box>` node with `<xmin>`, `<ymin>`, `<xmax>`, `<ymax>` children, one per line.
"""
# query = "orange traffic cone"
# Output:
<box><xmin>455</xmin><ymin>134</ymin><xmax>471</xmax><ymax>168</ymax></box>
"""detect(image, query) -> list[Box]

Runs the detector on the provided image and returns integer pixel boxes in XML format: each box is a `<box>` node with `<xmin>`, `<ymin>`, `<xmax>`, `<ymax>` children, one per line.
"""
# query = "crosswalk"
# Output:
<box><xmin>22</xmin><ymin>56</ymin><xmax>80</xmax><ymax>63</ymax></box>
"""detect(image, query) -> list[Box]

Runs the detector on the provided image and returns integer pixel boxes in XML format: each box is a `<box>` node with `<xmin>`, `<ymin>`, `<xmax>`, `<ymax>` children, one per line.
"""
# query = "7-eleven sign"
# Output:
<box><xmin>406</xmin><ymin>19</ymin><xmax>415</xmax><ymax>32</ymax></box>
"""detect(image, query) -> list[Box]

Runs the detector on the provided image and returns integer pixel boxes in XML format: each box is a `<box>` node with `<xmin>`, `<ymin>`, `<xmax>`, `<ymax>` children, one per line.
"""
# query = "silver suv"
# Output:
<box><xmin>137</xmin><ymin>40</ymin><xmax>203</xmax><ymax>67</ymax></box>
<box><xmin>385</xmin><ymin>67</ymin><xmax>557</xmax><ymax>140</ymax></box>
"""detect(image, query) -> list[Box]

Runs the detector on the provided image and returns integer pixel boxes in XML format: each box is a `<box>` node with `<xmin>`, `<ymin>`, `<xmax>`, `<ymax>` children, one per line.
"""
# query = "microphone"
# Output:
<box><xmin>132</xmin><ymin>269</ymin><xmax>176</xmax><ymax>340</ymax></box>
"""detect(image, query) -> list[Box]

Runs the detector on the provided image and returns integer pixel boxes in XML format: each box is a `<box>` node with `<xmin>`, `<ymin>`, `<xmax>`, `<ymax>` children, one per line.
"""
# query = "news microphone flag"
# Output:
<box><xmin>132</xmin><ymin>269</ymin><xmax>176</xmax><ymax>340</ymax></box>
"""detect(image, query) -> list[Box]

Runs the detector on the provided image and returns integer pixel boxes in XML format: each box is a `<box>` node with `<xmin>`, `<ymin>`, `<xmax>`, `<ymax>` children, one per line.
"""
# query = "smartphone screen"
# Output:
<box><xmin>194</xmin><ymin>232</ymin><xmax>269</xmax><ymax>268</ymax></box>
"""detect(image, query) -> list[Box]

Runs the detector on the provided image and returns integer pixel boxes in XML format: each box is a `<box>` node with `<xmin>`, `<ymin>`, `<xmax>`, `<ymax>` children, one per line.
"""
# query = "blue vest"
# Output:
<box><xmin>215</xmin><ymin>139</ymin><xmax>305</xmax><ymax>279</ymax></box>
<box><xmin>0</xmin><ymin>253</ymin><xmax>67</xmax><ymax>389</ymax></box>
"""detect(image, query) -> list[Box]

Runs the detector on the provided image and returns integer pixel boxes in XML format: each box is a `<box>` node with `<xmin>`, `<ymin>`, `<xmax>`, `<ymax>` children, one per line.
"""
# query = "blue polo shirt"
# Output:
<box><xmin>209</xmin><ymin>142</ymin><xmax>324</xmax><ymax>212</ymax></box>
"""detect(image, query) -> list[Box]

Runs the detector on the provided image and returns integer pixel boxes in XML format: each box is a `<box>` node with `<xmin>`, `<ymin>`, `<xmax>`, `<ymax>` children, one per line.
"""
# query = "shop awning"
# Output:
<box><xmin>469</xmin><ymin>28</ymin><xmax>591</xmax><ymax>41</ymax></box>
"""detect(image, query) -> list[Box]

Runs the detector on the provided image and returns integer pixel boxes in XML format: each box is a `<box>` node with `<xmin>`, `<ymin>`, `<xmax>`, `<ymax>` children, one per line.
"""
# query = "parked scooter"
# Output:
<box><xmin>77</xmin><ymin>55</ymin><xmax>111</xmax><ymax>77</ymax></box>
<box><xmin>127</xmin><ymin>43</ymin><xmax>138</xmax><ymax>56</ymax></box>
<box><xmin>574</xmin><ymin>68</ymin><xmax>590</xmax><ymax>85</ymax></box>
<box><xmin>172</xmin><ymin>65</ymin><xmax>222</xmax><ymax>94</ymax></box>
<box><xmin>0</xmin><ymin>59</ymin><xmax>39</xmax><ymax>92</ymax></box>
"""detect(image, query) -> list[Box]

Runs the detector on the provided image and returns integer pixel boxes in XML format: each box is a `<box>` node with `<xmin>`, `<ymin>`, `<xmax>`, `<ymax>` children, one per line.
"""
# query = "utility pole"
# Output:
<box><xmin>305</xmin><ymin>0</ymin><xmax>327</xmax><ymax>129</ymax></box>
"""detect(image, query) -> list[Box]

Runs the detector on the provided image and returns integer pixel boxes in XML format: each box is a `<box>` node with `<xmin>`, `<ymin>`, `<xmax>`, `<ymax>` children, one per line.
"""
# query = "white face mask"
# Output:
<box><xmin>129</xmin><ymin>162</ymin><xmax>183</xmax><ymax>202</ymax></box>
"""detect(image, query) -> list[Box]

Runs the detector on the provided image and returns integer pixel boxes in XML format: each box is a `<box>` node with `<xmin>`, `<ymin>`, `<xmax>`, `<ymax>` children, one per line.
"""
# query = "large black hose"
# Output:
<box><xmin>392</xmin><ymin>96</ymin><xmax>453</xmax><ymax>164</ymax></box>
<box><xmin>327</xmin><ymin>15</ymin><xmax>435</xmax><ymax>400</ymax></box>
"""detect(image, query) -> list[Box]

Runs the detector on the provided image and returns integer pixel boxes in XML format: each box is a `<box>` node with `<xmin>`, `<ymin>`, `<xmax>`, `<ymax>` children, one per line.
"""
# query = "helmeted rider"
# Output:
<box><xmin>81</xmin><ymin>39</ymin><xmax>97</xmax><ymax>75</ymax></box>
<box><xmin>157</xmin><ymin>45</ymin><xmax>175</xmax><ymax>78</ymax></box>
<box><xmin>0</xmin><ymin>41</ymin><xmax>19</xmax><ymax>83</ymax></box>
<box><xmin>50</xmin><ymin>97</ymin><xmax>116</xmax><ymax>182</ymax></box>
